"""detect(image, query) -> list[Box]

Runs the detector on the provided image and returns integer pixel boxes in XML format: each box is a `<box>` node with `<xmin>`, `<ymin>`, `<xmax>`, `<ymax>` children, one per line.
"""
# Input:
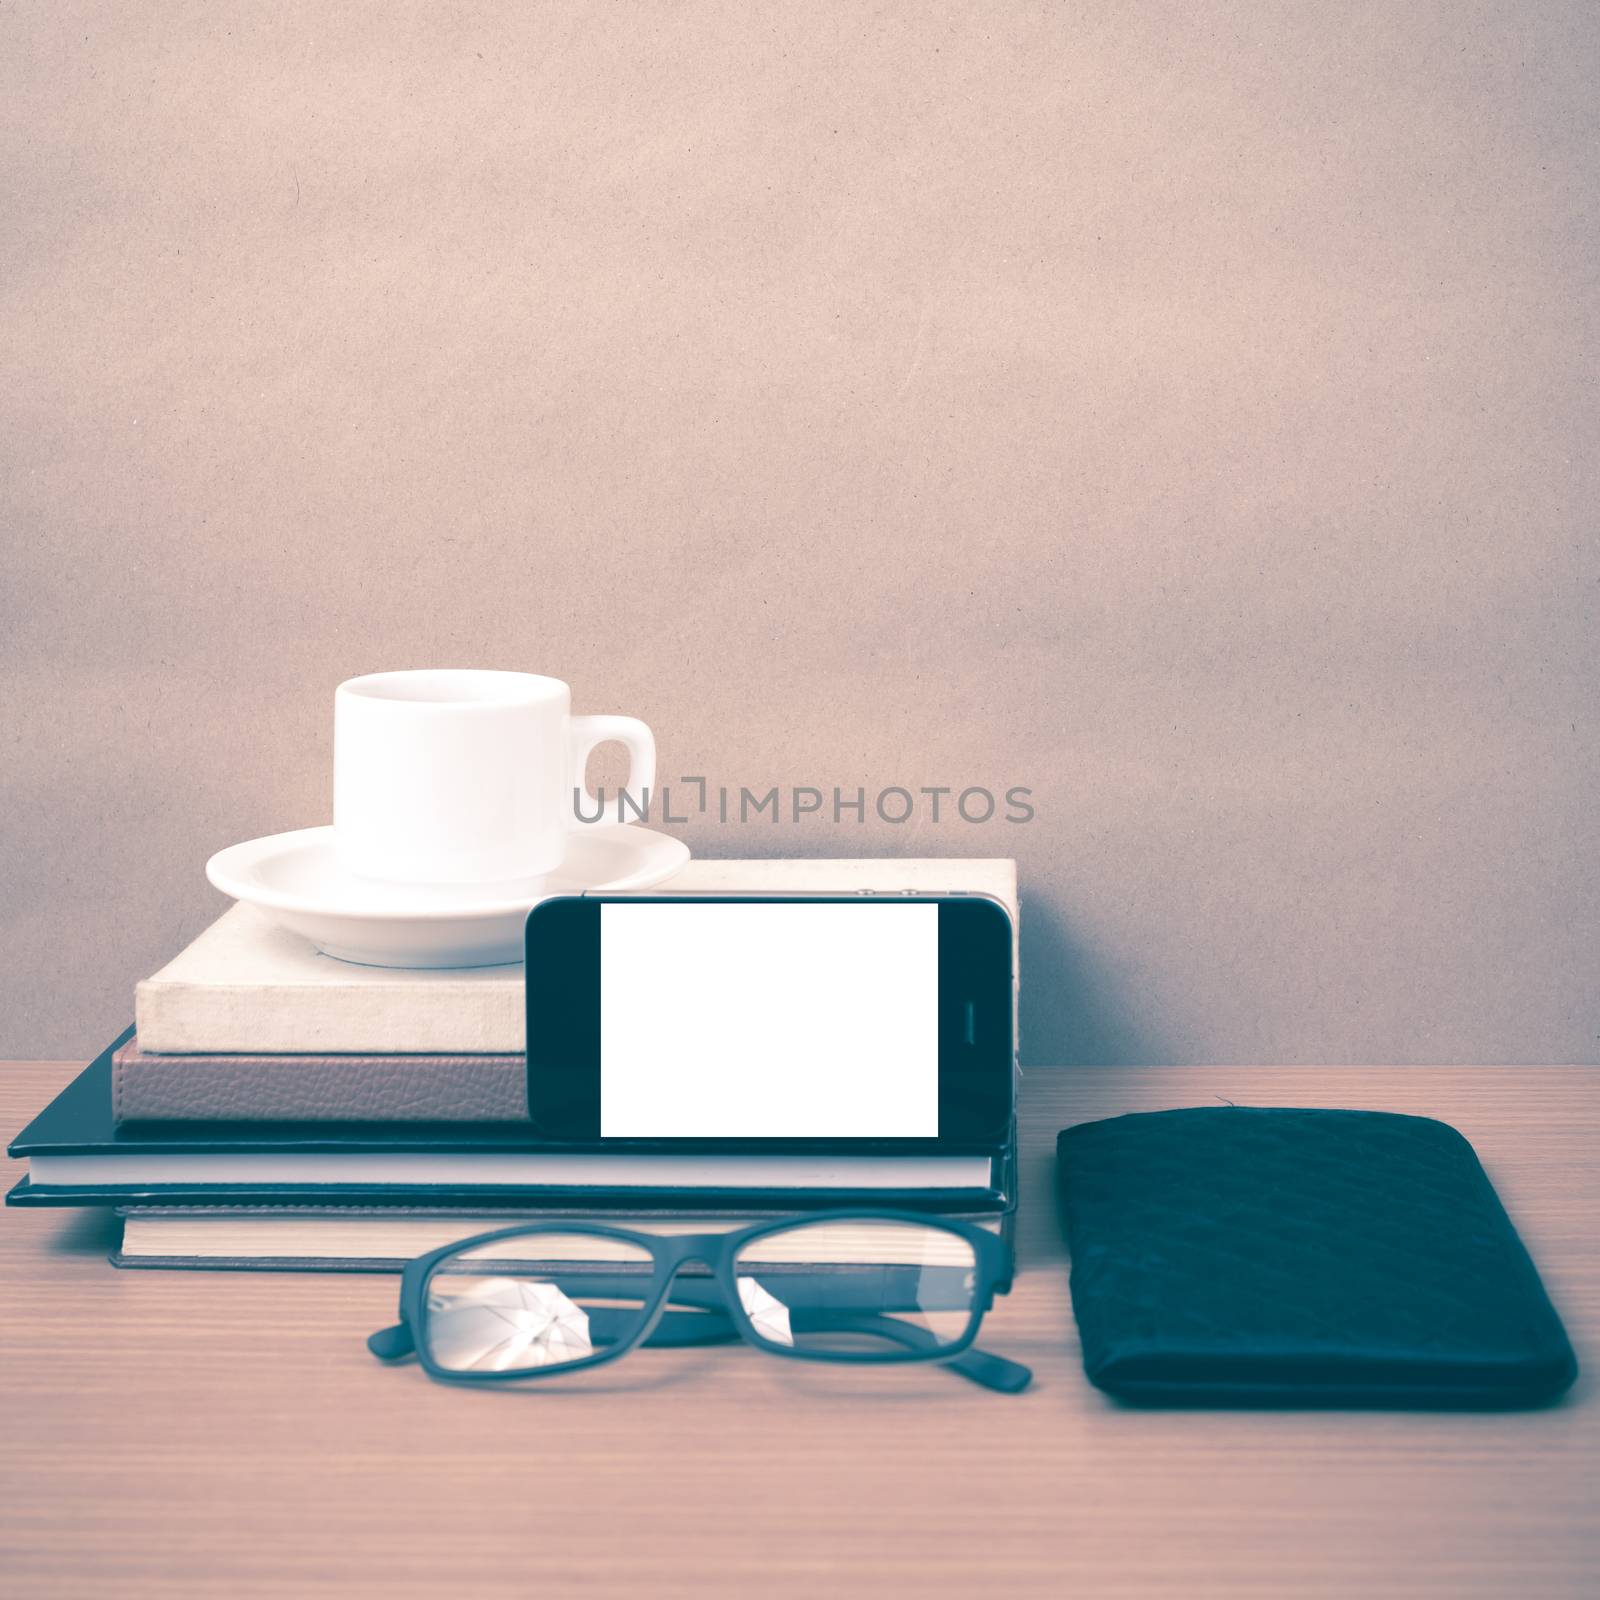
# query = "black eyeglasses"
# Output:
<box><xmin>368</xmin><ymin>1211</ymin><xmax>1031</xmax><ymax>1393</ymax></box>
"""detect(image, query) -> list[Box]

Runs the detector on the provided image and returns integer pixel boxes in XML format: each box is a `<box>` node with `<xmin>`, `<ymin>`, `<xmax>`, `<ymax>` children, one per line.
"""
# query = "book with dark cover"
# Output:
<box><xmin>9</xmin><ymin>1035</ymin><xmax>1016</xmax><ymax>1213</ymax></box>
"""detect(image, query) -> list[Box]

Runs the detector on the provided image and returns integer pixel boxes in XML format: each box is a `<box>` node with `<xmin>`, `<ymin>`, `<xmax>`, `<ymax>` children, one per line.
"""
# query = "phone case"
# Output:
<box><xmin>1055</xmin><ymin>1106</ymin><xmax>1577</xmax><ymax>1408</ymax></box>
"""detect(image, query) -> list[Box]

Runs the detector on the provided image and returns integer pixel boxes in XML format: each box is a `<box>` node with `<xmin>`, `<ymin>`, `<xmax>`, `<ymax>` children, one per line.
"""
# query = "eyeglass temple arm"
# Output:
<box><xmin>368</xmin><ymin>1322</ymin><xmax>415</xmax><ymax>1361</ymax></box>
<box><xmin>783</xmin><ymin>1307</ymin><xmax>1032</xmax><ymax>1393</ymax></box>
<box><xmin>946</xmin><ymin>1344</ymin><xmax>1032</xmax><ymax>1393</ymax></box>
<box><xmin>657</xmin><ymin>1282</ymin><xmax>1032</xmax><ymax>1392</ymax></box>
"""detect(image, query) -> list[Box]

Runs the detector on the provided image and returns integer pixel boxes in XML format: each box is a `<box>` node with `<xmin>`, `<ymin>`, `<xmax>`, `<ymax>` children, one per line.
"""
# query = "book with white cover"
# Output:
<box><xmin>114</xmin><ymin>1206</ymin><xmax>1006</xmax><ymax>1272</ymax></box>
<box><xmin>136</xmin><ymin>859</ymin><xmax>1019</xmax><ymax>1054</ymax></box>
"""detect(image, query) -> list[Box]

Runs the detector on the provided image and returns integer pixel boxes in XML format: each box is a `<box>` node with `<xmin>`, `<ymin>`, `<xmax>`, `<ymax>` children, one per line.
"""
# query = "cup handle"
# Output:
<box><xmin>569</xmin><ymin>715</ymin><xmax>656</xmax><ymax>826</ymax></box>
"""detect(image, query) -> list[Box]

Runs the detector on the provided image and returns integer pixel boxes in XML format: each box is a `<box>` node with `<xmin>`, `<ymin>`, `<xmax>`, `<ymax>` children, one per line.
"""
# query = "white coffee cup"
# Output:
<box><xmin>333</xmin><ymin>670</ymin><xmax>655</xmax><ymax>884</ymax></box>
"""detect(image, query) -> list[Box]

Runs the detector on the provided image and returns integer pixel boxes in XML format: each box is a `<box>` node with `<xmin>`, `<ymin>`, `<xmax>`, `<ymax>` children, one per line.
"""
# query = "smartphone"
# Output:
<box><xmin>524</xmin><ymin>893</ymin><xmax>1014</xmax><ymax>1148</ymax></box>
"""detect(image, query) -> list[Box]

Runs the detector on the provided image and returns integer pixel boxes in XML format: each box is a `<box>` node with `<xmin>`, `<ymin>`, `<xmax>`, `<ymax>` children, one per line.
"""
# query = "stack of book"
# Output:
<box><xmin>6</xmin><ymin>860</ymin><xmax>1019</xmax><ymax>1271</ymax></box>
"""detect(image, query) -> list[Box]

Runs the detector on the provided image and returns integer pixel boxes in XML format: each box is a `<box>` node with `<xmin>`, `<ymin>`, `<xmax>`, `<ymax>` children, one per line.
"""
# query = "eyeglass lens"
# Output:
<box><xmin>732</xmin><ymin>1218</ymin><xmax>980</xmax><ymax>1357</ymax></box>
<box><xmin>422</xmin><ymin>1232</ymin><xmax>658</xmax><ymax>1374</ymax></box>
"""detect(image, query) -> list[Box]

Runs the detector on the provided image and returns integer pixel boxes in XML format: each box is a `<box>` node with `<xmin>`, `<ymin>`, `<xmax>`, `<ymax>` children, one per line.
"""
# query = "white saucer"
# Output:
<box><xmin>205</xmin><ymin>824</ymin><xmax>691</xmax><ymax>968</ymax></box>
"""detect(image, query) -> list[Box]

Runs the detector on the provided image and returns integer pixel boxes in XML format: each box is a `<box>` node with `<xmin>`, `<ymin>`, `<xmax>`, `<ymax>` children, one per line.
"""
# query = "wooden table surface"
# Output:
<box><xmin>1</xmin><ymin>1062</ymin><xmax>1595</xmax><ymax>1599</ymax></box>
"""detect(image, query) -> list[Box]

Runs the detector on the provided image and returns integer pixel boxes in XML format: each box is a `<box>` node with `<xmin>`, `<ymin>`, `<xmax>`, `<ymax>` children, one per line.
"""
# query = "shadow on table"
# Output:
<box><xmin>38</xmin><ymin>1205</ymin><xmax>121</xmax><ymax>1257</ymax></box>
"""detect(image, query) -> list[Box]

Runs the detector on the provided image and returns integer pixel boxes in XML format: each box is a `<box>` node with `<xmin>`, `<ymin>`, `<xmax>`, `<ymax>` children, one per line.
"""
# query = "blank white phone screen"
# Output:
<box><xmin>600</xmin><ymin>901</ymin><xmax>939</xmax><ymax>1138</ymax></box>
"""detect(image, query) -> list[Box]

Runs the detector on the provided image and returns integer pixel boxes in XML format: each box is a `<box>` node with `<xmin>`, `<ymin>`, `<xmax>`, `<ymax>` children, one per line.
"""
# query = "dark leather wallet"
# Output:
<box><xmin>1056</xmin><ymin>1106</ymin><xmax>1577</xmax><ymax>1407</ymax></box>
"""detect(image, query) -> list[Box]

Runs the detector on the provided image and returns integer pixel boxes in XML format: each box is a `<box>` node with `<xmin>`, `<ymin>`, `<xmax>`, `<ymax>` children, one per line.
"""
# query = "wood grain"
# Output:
<box><xmin>2</xmin><ymin>1063</ymin><xmax>1595</xmax><ymax>1599</ymax></box>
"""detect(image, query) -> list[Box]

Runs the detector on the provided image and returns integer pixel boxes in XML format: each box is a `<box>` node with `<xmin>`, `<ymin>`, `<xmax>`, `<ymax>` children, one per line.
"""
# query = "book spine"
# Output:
<box><xmin>113</xmin><ymin>1044</ymin><xmax>529</xmax><ymax>1124</ymax></box>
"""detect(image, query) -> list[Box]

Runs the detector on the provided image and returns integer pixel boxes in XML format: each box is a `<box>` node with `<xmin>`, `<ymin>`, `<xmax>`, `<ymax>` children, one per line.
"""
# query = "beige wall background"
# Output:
<box><xmin>2</xmin><ymin>2</ymin><xmax>1596</xmax><ymax>1065</ymax></box>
